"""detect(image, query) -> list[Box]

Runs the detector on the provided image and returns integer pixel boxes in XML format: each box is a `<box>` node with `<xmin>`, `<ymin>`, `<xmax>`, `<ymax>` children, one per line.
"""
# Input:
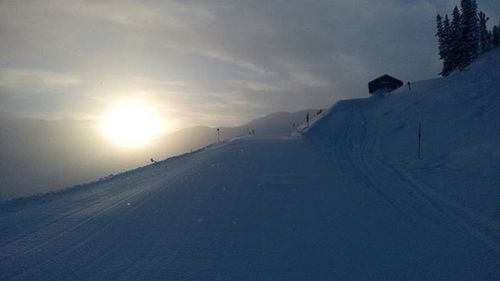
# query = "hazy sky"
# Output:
<box><xmin>1</xmin><ymin>0</ymin><xmax>499</xmax><ymax>130</ymax></box>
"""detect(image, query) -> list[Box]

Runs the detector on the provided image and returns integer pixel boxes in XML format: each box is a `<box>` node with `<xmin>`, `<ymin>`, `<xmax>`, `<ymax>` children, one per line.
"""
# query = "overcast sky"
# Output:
<box><xmin>1</xmin><ymin>0</ymin><xmax>499</xmax><ymax>130</ymax></box>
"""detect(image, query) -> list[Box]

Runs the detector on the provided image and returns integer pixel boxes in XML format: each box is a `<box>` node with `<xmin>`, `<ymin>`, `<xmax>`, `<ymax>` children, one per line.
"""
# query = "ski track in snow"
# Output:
<box><xmin>1</xmin><ymin>50</ymin><xmax>499</xmax><ymax>280</ymax></box>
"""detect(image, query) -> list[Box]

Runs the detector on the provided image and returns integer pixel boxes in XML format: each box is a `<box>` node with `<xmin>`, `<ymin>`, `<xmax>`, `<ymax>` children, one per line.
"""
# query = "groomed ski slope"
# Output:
<box><xmin>0</xmin><ymin>50</ymin><xmax>499</xmax><ymax>280</ymax></box>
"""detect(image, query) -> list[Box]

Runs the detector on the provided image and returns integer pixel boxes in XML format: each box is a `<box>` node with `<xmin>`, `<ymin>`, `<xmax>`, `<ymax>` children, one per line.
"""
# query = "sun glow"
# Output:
<box><xmin>102</xmin><ymin>101</ymin><xmax>164</xmax><ymax>148</ymax></box>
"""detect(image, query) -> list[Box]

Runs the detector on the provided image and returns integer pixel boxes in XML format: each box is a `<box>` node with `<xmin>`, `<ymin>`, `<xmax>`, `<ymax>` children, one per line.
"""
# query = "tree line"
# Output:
<box><xmin>436</xmin><ymin>0</ymin><xmax>500</xmax><ymax>76</ymax></box>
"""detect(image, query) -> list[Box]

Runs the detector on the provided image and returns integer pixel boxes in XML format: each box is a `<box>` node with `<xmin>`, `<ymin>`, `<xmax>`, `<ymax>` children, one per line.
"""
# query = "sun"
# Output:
<box><xmin>102</xmin><ymin>101</ymin><xmax>164</xmax><ymax>148</ymax></box>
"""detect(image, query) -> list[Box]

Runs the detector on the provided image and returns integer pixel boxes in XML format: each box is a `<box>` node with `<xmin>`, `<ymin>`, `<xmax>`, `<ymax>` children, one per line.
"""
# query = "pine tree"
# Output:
<box><xmin>436</xmin><ymin>14</ymin><xmax>454</xmax><ymax>76</ymax></box>
<box><xmin>447</xmin><ymin>6</ymin><xmax>462</xmax><ymax>74</ymax></box>
<box><xmin>436</xmin><ymin>14</ymin><xmax>446</xmax><ymax>75</ymax></box>
<box><xmin>493</xmin><ymin>24</ymin><xmax>500</xmax><ymax>46</ymax></box>
<box><xmin>436</xmin><ymin>14</ymin><xmax>444</xmax><ymax>51</ymax></box>
<box><xmin>478</xmin><ymin>11</ymin><xmax>491</xmax><ymax>52</ymax></box>
<box><xmin>434</xmin><ymin>1</ymin><xmax>496</xmax><ymax>76</ymax></box>
<box><xmin>457</xmin><ymin>0</ymin><xmax>479</xmax><ymax>70</ymax></box>
<box><xmin>442</xmin><ymin>15</ymin><xmax>453</xmax><ymax>75</ymax></box>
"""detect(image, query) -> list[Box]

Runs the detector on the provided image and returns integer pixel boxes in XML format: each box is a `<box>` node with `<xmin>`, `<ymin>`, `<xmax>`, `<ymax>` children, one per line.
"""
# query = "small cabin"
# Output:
<box><xmin>368</xmin><ymin>74</ymin><xmax>403</xmax><ymax>95</ymax></box>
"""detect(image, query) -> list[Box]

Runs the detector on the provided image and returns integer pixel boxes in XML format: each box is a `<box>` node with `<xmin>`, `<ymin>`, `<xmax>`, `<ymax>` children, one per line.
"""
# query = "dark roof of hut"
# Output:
<box><xmin>368</xmin><ymin>74</ymin><xmax>403</xmax><ymax>94</ymax></box>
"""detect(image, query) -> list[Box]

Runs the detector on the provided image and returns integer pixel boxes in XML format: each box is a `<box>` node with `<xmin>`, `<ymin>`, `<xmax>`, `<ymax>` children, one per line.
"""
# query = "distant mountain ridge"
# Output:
<box><xmin>0</xmin><ymin>109</ymin><xmax>318</xmax><ymax>198</ymax></box>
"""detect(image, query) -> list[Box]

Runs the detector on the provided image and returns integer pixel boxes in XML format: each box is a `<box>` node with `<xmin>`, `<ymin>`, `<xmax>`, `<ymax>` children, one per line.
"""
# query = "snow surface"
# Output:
<box><xmin>0</xmin><ymin>50</ymin><xmax>499</xmax><ymax>280</ymax></box>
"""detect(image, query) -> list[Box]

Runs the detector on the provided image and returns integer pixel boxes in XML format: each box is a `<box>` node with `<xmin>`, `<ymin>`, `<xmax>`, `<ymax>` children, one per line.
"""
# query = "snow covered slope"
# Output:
<box><xmin>307</xmin><ymin>48</ymin><xmax>500</xmax><ymax>221</ymax></box>
<box><xmin>0</xmin><ymin>50</ymin><xmax>498</xmax><ymax>280</ymax></box>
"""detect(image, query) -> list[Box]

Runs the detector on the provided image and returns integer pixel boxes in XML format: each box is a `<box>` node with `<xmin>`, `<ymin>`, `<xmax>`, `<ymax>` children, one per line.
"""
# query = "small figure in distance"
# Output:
<box><xmin>407</xmin><ymin>81</ymin><xmax>412</xmax><ymax>91</ymax></box>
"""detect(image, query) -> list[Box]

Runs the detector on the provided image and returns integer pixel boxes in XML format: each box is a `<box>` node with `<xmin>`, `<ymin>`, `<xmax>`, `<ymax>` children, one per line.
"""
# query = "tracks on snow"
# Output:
<box><xmin>329</xmin><ymin>103</ymin><xmax>500</xmax><ymax>252</ymax></box>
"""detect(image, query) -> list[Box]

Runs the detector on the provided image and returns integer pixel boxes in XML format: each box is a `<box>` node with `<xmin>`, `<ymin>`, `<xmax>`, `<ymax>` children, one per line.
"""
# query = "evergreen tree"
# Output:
<box><xmin>436</xmin><ymin>14</ymin><xmax>444</xmax><ymax>48</ymax></box>
<box><xmin>436</xmin><ymin>14</ymin><xmax>445</xmax><ymax>71</ymax></box>
<box><xmin>493</xmin><ymin>24</ymin><xmax>500</xmax><ymax>46</ymax></box>
<box><xmin>436</xmin><ymin>14</ymin><xmax>454</xmax><ymax>76</ymax></box>
<box><xmin>478</xmin><ymin>11</ymin><xmax>491</xmax><ymax>51</ymax></box>
<box><xmin>434</xmin><ymin>1</ymin><xmax>496</xmax><ymax>76</ymax></box>
<box><xmin>457</xmin><ymin>0</ymin><xmax>479</xmax><ymax>69</ymax></box>
<box><xmin>442</xmin><ymin>15</ymin><xmax>453</xmax><ymax>75</ymax></box>
<box><xmin>447</xmin><ymin>6</ymin><xmax>462</xmax><ymax>74</ymax></box>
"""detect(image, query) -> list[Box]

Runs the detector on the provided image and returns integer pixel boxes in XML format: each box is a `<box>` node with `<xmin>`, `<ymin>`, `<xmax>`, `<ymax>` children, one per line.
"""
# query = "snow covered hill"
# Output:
<box><xmin>0</xmin><ymin>50</ymin><xmax>498</xmax><ymax>280</ymax></box>
<box><xmin>307</xmin><ymin>48</ymin><xmax>500</xmax><ymax>220</ymax></box>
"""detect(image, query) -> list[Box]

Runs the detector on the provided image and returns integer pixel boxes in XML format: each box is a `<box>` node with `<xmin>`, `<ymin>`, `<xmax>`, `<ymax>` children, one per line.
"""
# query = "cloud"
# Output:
<box><xmin>0</xmin><ymin>68</ymin><xmax>82</xmax><ymax>90</ymax></box>
<box><xmin>0</xmin><ymin>0</ymin><xmax>498</xmax><ymax>127</ymax></box>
